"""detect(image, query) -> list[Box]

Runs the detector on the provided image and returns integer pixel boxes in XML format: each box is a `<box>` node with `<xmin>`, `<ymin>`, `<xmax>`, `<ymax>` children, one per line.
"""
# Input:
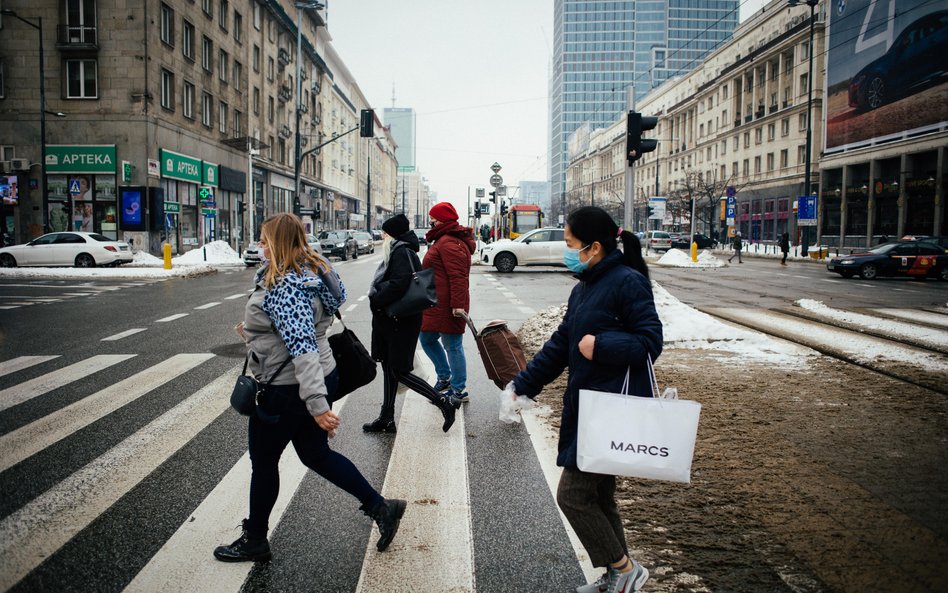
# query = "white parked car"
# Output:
<box><xmin>0</xmin><ymin>232</ymin><xmax>133</xmax><ymax>268</ymax></box>
<box><xmin>645</xmin><ymin>230</ymin><xmax>672</xmax><ymax>252</ymax></box>
<box><xmin>479</xmin><ymin>227</ymin><xmax>567</xmax><ymax>273</ymax></box>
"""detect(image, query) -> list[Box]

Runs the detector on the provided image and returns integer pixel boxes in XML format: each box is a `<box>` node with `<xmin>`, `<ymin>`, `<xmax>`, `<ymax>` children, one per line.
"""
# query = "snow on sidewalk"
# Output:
<box><xmin>796</xmin><ymin>299</ymin><xmax>948</xmax><ymax>351</ymax></box>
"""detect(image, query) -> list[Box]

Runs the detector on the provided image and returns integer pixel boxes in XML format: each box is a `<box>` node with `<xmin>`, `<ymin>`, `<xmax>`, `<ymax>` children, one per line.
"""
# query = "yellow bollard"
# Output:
<box><xmin>163</xmin><ymin>243</ymin><xmax>172</xmax><ymax>270</ymax></box>
<box><xmin>691</xmin><ymin>240</ymin><xmax>698</xmax><ymax>263</ymax></box>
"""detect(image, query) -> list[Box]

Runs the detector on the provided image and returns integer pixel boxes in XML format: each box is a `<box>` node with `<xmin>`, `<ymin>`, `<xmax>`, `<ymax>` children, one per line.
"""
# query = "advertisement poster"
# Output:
<box><xmin>120</xmin><ymin>188</ymin><xmax>143</xmax><ymax>229</ymax></box>
<box><xmin>825</xmin><ymin>0</ymin><xmax>948</xmax><ymax>153</ymax></box>
<box><xmin>0</xmin><ymin>176</ymin><xmax>17</xmax><ymax>205</ymax></box>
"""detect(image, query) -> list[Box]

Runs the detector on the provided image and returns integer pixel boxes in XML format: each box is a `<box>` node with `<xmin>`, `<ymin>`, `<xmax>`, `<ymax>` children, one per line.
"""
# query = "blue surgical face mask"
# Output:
<box><xmin>563</xmin><ymin>245</ymin><xmax>590</xmax><ymax>273</ymax></box>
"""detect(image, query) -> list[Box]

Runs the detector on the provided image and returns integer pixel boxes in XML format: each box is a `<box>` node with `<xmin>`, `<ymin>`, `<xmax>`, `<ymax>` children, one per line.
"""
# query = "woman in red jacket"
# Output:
<box><xmin>420</xmin><ymin>202</ymin><xmax>477</xmax><ymax>400</ymax></box>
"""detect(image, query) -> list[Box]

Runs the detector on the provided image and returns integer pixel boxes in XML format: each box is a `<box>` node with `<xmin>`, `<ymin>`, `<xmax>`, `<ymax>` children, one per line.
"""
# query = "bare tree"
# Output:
<box><xmin>674</xmin><ymin>169</ymin><xmax>752</xmax><ymax>237</ymax></box>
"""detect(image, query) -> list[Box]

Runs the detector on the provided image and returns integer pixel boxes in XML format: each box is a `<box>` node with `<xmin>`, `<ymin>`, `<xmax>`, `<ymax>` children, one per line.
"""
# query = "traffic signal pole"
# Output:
<box><xmin>623</xmin><ymin>89</ymin><xmax>636</xmax><ymax>232</ymax></box>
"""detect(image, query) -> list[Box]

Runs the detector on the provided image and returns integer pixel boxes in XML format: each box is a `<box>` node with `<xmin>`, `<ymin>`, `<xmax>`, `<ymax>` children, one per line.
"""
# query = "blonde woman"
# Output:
<box><xmin>215</xmin><ymin>213</ymin><xmax>405</xmax><ymax>563</ymax></box>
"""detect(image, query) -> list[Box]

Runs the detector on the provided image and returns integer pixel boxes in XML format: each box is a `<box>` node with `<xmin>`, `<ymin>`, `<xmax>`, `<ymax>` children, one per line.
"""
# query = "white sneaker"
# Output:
<box><xmin>576</xmin><ymin>571</ymin><xmax>609</xmax><ymax>593</ymax></box>
<box><xmin>617</xmin><ymin>560</ymin><xmax>649</xmax><ymax>592</ymax></box>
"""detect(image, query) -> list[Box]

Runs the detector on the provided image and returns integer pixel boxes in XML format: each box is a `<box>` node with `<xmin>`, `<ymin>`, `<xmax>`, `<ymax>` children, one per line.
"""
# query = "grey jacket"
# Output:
<box><xmin>243</xmin><ymin>268</ymin><xmax>342</xmax><ymax>417</ymax></box>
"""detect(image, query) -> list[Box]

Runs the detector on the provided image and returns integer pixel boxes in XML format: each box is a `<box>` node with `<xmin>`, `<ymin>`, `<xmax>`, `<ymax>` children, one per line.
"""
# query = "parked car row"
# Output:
<box><xmin>0</xmin><ymin>232</ymin><xmax>133</xmax><ymax>268</ymax></box>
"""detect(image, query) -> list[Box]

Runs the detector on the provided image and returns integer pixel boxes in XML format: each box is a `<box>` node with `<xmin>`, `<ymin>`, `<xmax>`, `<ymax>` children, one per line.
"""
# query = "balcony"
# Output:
<box><xmin>56</xmin><ymin>25</ymin><xmax>98</xmax><ymax>51</ymax></box>
<box><xmin>734</xmin><ymin>119</ymin><xmax>742</xmax><ymax>128</ymax></box>
<box><xmin>277</xmin><ymin>48</ymin><xmax>291</xmax><ymax>67</ymax></box>
<box><xmin>744</xmin><ymin>115</ymin><xmax>753</xmax><ymax>123</ymax></box>
<box><xmin>299</xmin><ymin>103</ymin><xmax>308</xmax><ymax>114</ymax></box>
<box><xmin>311</xmin><ymin>81</ymin><xmax>321</xmax><ymax>94</ymax></box>
<box><xmin>277</xmin><ymin>85</ymin><xmax>292</xmax><ymax>103</ymax></box>
<box><xmin>755</xmin><ymin>107</ymin><xmax>765</xmax><ymax>118</ymax></box>
<box><xmin>279</xmin><ymin>124</ymin><xmax>292</xmax><ymax>139</ymax></box>
<box><xmin>769</xmin><ymin>104</ymin><xmax>778</xmax><ymax>114</ymax></box>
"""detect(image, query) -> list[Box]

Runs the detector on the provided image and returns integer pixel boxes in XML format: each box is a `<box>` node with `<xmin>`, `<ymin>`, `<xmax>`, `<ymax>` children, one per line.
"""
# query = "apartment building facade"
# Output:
<box><xmin>568</xmin><ymin>0</ymin><xmax>826</xmax><ymax>243</ymax></box>
<box><xmin>0</xmin><ymin>0</ymin><xmax>396</xmax><ymax>254</ymax></box>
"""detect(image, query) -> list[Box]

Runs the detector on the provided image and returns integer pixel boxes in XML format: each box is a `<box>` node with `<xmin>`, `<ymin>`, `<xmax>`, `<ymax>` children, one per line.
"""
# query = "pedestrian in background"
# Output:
<box><xmin>508</xmin><ymin>206</ymin><xmax>662</xmax><ymax>593</ymax></box>
<box><xmin>364</xmin><ymin>214</ymin><xmax>462</xmax><ymax>434</ymax></box>
<box><xmin>779</xmin><ymin>232</ymin><xmax>790</xmax><ymax>266</ymax></box>
<box><xmin>420</xmin><ymin>202</ymin><xmax>476</xmax><ymax>401</ymax></box>
<box><xmin>215</xmin><ymin>213</ymin><xmax>405</xmax><ymax>563</ymax></box>
<box><xmin>728</xmin><ymin>232</ymin><xmax>743</xmax><ymax>264</ymax></box>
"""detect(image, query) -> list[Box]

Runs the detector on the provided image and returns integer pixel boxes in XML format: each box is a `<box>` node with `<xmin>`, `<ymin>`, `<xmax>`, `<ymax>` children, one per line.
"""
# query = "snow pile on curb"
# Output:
<box><xmin>133</xmin><ymin>251</ymin><xmax>164</xmax><ymax>266</ymax></box>
<box><xmin>796</xmin><ymin>299</ymin><xmax>948</xmax><ymax>348</ymax></box>
<box><xmin>655</xmin><ymin>248</ymin><xmax>724</xmax><ymax>268</ymax></box>
<box><xmin>0</xmin><ymin>265</ymin><xmax>215</xmax><ymax>279</ymax></box>
<box><xmin>171</xmin><ymin>241</ymin><xmax>244</xmax><ymax>266</ymax></box>
<box><xmin>516</xmin><ymin>284</ymin><xmax>814</xmax><ymax>366</ymax></box>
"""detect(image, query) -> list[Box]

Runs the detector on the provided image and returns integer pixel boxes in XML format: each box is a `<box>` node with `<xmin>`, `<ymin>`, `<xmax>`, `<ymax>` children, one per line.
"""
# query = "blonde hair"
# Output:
<box><xmin>259</xmin><ymin>213</ymin><xmax>329</xmax><ymax>288</ymax></box>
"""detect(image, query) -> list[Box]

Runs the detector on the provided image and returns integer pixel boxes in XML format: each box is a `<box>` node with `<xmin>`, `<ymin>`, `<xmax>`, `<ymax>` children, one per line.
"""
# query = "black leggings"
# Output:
<box><xmin>247</xmin><ymin>372</ymin><xmax>382</xmax><ymax>539</ymax></box>
<box><xmin>378</xmin><ymin>361</ymin><xmax>444</xmax><ymax>419</ymax></box>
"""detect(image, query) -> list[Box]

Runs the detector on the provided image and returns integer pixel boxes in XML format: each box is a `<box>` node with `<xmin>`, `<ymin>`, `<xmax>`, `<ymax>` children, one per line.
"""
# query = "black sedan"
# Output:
<box><xmin>826</xmin><ymin>241</ymin><xmax>947</xmax><ymax>280</ymax></box>
<box><xmin>671</xmin><ymin>233</ymin><xmax>717</xmax><ymax>249</ymax></box>
<box><xmin>848</xmin><ymin>10</ymin><xmax>948</xmax><ymax>111</ymax></box>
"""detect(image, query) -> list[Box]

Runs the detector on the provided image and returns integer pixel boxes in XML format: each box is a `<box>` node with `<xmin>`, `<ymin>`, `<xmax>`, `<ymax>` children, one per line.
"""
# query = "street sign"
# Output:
<box><xmin>489</xmin><ymin>174</ymin><xmax>503</xmax><ymax>188</ymax></box>
<box><xmin>497</xmin><ymin>185</ymin><xmax>507</xmax><ymax>197</ymax></box>
<box><xmin>164</xmin><ymin>201</ymin><xmax>181</xmax><ymax>213</ymax></box>
<box><xmin>490</xmin><ymin>162</ymin><xmax>502</xmax><ymax>173</ymax></box>
<box><xmin>201</xmin><ymin>207</ymin><xmax>216</xmax><ymax>218</ymax></box>
<box><xmin>726</xmin><ymin>186</ymin><xmax>736</xmax><ymax>198</ymax></box>
<box><xmin>199</xmin><ymin>186</ymin><xmax>214</xmax><ymax>201</ymax></box>
<box><xmin>475</xmin><ymin>188</ymin><xmax>485</xmax><ymax>198</ymax></box>
<box><xmin>797</xmin><ymin>195</ymin><xmax>818</xmax><ymax>226</ymax></box>
<box><xmin>726</xmin><ymin>195</ymin><xmax>736</xmax><ymax>226</ymax></box>
<box><xmin>648</xmin><ymin>197</ymin><xmax>666</xmax><ymax>220</ymax></box>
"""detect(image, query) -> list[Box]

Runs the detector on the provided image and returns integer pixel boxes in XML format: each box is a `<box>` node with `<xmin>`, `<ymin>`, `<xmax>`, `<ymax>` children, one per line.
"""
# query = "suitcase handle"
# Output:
<box><xmin>457</xmin><ymin>310</ymin><xmax>479</xmax><ymax>336</ymax></box>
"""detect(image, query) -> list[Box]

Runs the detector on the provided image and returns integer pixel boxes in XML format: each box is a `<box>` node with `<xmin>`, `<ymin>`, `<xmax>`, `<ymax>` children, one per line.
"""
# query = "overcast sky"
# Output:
<box><xmin>328</xmin><ymin>0</ymin><xmax>768</xmax><ymax>219</ymax></box>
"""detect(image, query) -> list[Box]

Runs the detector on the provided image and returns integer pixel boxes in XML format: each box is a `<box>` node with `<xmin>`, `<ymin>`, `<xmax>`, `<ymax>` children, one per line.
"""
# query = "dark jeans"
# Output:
<box><xmin>556</xmin><ymin>467</ymin><xmax>629</xmax><ymax>568</ymax></box>
<box><xmin>247</xmin><ymin>369</ymin><xmax>382</xmax><ymax>539</ymax></box>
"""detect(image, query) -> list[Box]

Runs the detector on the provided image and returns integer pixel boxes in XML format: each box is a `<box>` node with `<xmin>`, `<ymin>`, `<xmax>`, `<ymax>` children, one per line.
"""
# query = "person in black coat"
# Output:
<box><xmin>728</xmin><ymin>231</ymin><xmax>743</xmax><ymax>263</ymax></box>
<box><xmin>779</xmin><ymin>232</ymin><xmax>790</xmax><ymax>265</ymax></box>
<box><xmin>510</xmin><ymin>207</ymin><xmax>662</xmax><ymax>593</ymax></box>
<box><xmin>364</xmin><ymin>214</ymin><xmax>461</xmax><ymax>434</ymax></box>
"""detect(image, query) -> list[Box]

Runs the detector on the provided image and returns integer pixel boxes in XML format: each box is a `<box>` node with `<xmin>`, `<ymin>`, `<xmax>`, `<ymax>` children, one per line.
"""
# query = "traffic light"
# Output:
<box><xmin>237</xmin><ymin>200</ymin><xmax>245</xmax><ymax>215</ymax></box>
<box><xmin>474</xmin><ymin>201</ymin><xmax>481</xmax><ymax>219</ymax></box>
<box><xmin>314</xmin><ymin>201</ymin><xmax>321</xmax><ymax>220</ymax></box>
<box><xmin>647</xmin><ymin>205</ymin><xmax>655</xmax><ymax>219</ymax></box>
<box><xmin>626</xmin><ymin>111</ymin><xmax>658</xmax><ymax>164</ymax></box>
<box><xmin>293</xmin><ymin>196</ymin><xmax>301</xmax><ymax>217</ymax></box>
<box><xmin>489</xmin><ymin>191</ymin><xmax>497</xmax><ymax>203</ymax></box>
<box><xmin>359</xmin><ymin>109</ymin><xmax>374</xmax><ymax>138</ymax></box>
<box><xmin>500</xmin><ymin>201</ymin><xmax>508</xmax><ymax>216</ymax></box>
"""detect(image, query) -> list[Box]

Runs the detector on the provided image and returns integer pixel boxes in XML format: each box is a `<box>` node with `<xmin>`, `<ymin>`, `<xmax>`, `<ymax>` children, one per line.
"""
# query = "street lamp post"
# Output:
<box><xmin>2</xmin><ymin>10</ymin><xmax>47</xmax><ymax>233</ymax></box>
<box><xmin>294</xmin><ymin>2</ymin><xmax>324</xmax><ymax>219</ymax></box>
<box><xmin>789</xmin><ymin>0</ymin><xmax>818</xmax><ymax>256</ymax></box>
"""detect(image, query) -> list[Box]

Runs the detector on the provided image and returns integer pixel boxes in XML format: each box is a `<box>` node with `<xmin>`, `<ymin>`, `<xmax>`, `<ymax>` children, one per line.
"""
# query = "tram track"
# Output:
<box><xmin>698</xmin><ymin>306</ymin><xmax>948</xmax><ymax>396</ymax></box>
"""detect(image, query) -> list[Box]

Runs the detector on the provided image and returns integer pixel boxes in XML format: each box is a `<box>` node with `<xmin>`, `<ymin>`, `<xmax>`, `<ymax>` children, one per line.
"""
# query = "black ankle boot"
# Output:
<box><xmin>362</xmin><ymin>498</ymin><xmax>407</xmax><ymax>551</ymax></box>
<box><xmin>213</xmin><ymin>520</ymin><xmax>272</xmax><ymax>562</ymax></box>
<box><xmin>363</xmin><ymin>416</ymin><xmax>397</xmax><ymax>433</ymax></box>
<box><xmin>437</xmin><ymin>393</ymin><xmax>461</xmax><ymax>433</ymax></box>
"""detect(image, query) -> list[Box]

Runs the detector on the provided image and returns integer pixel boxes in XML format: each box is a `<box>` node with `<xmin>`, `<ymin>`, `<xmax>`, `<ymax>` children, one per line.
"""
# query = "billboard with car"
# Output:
<box><xmin>824</xmin><ymin>0</ymin><xmax>947</xmax><ymax>153</ymax></box>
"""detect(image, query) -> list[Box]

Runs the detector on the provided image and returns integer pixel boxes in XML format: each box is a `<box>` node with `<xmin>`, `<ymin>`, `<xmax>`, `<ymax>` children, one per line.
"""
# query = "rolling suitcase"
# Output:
<box><xmin>461</xmin><ymin>313</ymin><xmax>528</xmax><ymax>389</ymax></box>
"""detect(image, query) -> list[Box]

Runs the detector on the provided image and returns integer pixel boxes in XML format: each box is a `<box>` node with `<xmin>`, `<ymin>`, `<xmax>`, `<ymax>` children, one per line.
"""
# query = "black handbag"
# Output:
<box><xmin>231</xmin><ymin>355</ymin><xmax>292</xmax><ymax>421</ymax></box>
<box><xmin>328</xmin><ymin>310</ymin><xmax>377</xmax><ymax>401</ymax></box>
<box><xmin>385</xmin><ymin>251</ymin><xmax>437</xmax><ymax>318</ymax></box>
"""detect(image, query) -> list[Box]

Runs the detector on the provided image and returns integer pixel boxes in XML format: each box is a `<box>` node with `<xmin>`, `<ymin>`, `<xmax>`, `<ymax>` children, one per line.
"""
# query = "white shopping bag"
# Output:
<box><xmin>576</xmin><ymin>358</ymin><xmax>700</xmax><ymax>483</ymax></box>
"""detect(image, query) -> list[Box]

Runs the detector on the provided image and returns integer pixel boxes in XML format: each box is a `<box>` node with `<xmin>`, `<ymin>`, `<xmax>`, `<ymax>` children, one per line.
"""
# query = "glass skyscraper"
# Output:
<box><xmin>549</xmin><ymin>0</ymin><xmax>739</xmax><ymax>211</ymax></box>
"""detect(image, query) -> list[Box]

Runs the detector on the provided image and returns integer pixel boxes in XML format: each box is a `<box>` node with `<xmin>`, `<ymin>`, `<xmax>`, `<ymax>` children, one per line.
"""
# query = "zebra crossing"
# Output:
<box><xmin>0</xmin><ymin>280</ymin><xmax>169</xmax><ymax>310</ymax></box>
<box><xmin>0</xmin><ymin>349</ymin><xmax>590</xmax><ymax>593</ymax></box>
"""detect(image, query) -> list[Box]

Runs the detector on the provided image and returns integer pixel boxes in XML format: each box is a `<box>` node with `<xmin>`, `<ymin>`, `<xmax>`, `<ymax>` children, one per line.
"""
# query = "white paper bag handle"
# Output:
<box><xmin>621</xmin><ymin>353</ymin><xmax>660</xmax><ymax>398</ymax></box>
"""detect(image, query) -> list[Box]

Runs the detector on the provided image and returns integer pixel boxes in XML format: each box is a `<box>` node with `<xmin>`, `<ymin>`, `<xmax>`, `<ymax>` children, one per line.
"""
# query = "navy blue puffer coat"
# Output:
<box><xmin>512</xmin><ymin>249</ymin><xmax>663</xmax><ymax>468</ymax></box>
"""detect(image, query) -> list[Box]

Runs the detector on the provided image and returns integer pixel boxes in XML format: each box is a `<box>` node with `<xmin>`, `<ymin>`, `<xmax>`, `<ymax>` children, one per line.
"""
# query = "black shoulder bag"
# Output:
<box><xmin>384</xmin><ymin>250</ymin><xmax>437</xmax><ymax>318</ymax></box>
<box><xmin>328</xmin><ymin>310</ymin><xmax>377</xmax><ymax>402</ymax></box>
<box><xmin>231</xmin><ymin>355</ymin><xmax>292</xmax><ymax>420</ymax></box>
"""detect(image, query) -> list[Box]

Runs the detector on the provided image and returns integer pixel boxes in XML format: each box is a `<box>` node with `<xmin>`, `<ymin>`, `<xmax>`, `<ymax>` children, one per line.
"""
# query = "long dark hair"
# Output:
<box><xmin>566</xmin><ymin>206</ymin><xmax>649</xmax><ymax>279</ymax></box>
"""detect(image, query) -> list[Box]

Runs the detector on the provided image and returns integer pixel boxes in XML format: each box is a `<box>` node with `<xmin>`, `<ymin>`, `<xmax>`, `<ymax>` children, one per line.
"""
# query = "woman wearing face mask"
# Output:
<box><xmin>420</xmin><ymin>202</ymin><xmax>477</xmax><ymax>401</ymax></box>
<box><xmin>216</xmin><ymin>213</ymin><xmax>406</xmax><ymax>563</ymax></box>
<box><xmin>509</xmin><ymin>207</ymin><xmax>663</xmax><ymax>593</ymax></box>
<box><xmin>364</xmin><ymin>214</ymin><xmax>462</xmax><ymax>434</ymax></box>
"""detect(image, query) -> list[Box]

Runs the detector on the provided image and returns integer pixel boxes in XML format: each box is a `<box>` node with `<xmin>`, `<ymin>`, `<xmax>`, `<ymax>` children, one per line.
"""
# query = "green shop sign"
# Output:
<box><xmin>202</xmin><ymin>162</ymin><xmax>219</xmax><ymax>187</ymax></box>
<box><xmin>45</xmin><ymin>145</ymin><xmax>117</xmax><ymax>174</ymax></box>
<box><xmin>160</xmin><ymin>149</ymin><xmax>202</xmax><ymax>183</ymax></box>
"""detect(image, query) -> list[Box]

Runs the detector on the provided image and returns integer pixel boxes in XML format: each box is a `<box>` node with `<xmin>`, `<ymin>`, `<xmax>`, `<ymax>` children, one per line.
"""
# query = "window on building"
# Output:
<box><xmin>755</xmin><ymin>128</ymin><xmax>762</xmax><ymax>144</ymax></box>
<box><xmin>218</xmin><ymin>50</ymin><xmax>229</xmax><ymax>83</ymax></box>
<box><xmin>767</xmin><ymin>123</ymin><xmax>775</xmax><ymax>141</ymax></box>
<box><xmin>722</xmin><ymin>85</ymin><xmax>728</xmax><ymax>100</ymax></box>
<box><xmin>801</xmin><ymin>41</ymin><xmax>810</xmax><ymax>60</ymax></box>
<box><xmin>253</xmin><ymin>45</ymin><xmax>260</xmax><ymax>72</ymax></box>
<box><xmin>743</xmin><ymin>132</ymin><xmax>750</xmax><ymax>148</ymax></box>
<box><xmin>218</xmin><ymin>0</ymin><xmax>228</xmax><ymax>31</ymax></box>
<box><xmin>160</xmin><ymin>3</ymin><xmax>174</xmax><ymax>46</ymax></box>
<box><xmin>202</xmin><ymin>91</ymin><xmax>213</xmax><ymax>127</ymax></box>
<box><xmin>0</xmin><ymin>62</ymin><xmax>5</xmax><ymax>98</ymax></box>
<box><xmin>234</xmin><ymin>109</ymin><xmax>242</xmax><ymax>138</ymax></box>
<box><xmin>219</xmin><ymin>101</ymin><xmax>228</xmax><ymax>133</ymax></box>
<box><xmin>183</xmin><ymin>81</ymin><xmax>194</xmax><ymax>119</ymax></box>
<box><xmin>253</xmin><ymin>3</ymin><xmax>261</xmax><ymax>30</ymax></box>
<box><xmin>766</xmin><ymin>153</ymin><xmax>774</xmax><ymax>171</ymax></box>
<box><xmin>782</xmin><ymin>118</ymin><xmax>790</xmax><ymax>136</ymax></box>
<box><xmin>754</xmin><ymin>156</ymin><xmax>761</xmax><ymax>174</ymax></box>
<box><xmin>780</xmin><ymin>149</ymin><xmax>789</xmax><ymax>169</ymax></box>
<box><xmin>233</xmin><ymin>11</ymin><xmax>242</xmax><ymax>42</ymax></box>
<box><xmin>160</xmin><ymin>69</ymin><xmax>174</xmax><ymax>110</ymax></box>
<box><xmin>798</xmin><ymin>145</ymin><xmax>806</xmax><ymax>165</ymax></box>
<box><xmin>799</xmin><ymin>73</ymin><xmax>808</xmax><ymax>96</ymax></box>
<box><xmin>732</xmin><ymin>162</ymin><xmax>738</xmax><ymax>177</ymax></box>
<box><xmin>732</xmin><ymin>136</ymin><xmax>738</xmax><ymax>151</ymax></box>
<box><xmin>722</xmin><ymin>109</ymin><xmax>728</xmax><ymax>123</ymax></box>
<box><xmin>203</xmin><ymin>0</ymin><xmax>212</xmax><ymax>18</ymax></box>
<box><xmin>721</xmin><ymin>165</ymin><xmax>726</xmax><ymax>179</ymax></box>
<box><xmin>267</xmin><ymin>57</ymin><xmax>274</xmax><ymax>81</ymax></box>
<box><xmin>66</xmin><ymin>59</ymin><xmax>97</xmax><ymax>98</ymax></box>
<box><xmin>253</xmin><ymin>87</ymin><xmax>260</xmax><ymax>114</ymax></box>
<box><xmin>279</xmin><ymin>139</ymin><xmax>286</xmax><ymax>164</ymax></box>
<box><xmin>799</xmin><ymin>113</ymin><xmax>807</xmax><ymax>131</ymax></box>
<box><xmin>268</xmin><ymin>96</ymin><xmax>274</xmax><ymax>123</ymax></box>
<box><xmin>742</xmin><ymin>159</ymin><xmax>749</xmax><ymax>176</ymax></box>
<box><xmin>268</xmin><ymin>135</ymin><xmax>274</xmax><ymax>159</ymax></box>
<box><xmin>699</xmin><ymin>123</ymin><xmax>704</xmax><ymax>137</ymax></box>
<box><xmin>233</xmin><ymin>61</ymin><xmax>242</xmax><ymax>91</ymax></box>
<box><xmin>183</xmin><ymin>20</ymin><xmax>194</xmax><ymax>61</ymax></box>
<box><xmin>202</xmin><ymin>36</ymin><xmax>213</xmax><ymax>72</ymax></box>
<box><xmin>721</xmin><ymin>140</ymin><xmax>727</xmax><ymax>155</ymax></box>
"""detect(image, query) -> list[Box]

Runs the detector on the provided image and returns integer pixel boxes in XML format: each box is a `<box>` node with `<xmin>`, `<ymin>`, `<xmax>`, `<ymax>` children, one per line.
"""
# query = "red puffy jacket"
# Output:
<box><xmin>422</xmin><ymin>221</ymin><xmax>476</xmax><ymax>334</ymax></box>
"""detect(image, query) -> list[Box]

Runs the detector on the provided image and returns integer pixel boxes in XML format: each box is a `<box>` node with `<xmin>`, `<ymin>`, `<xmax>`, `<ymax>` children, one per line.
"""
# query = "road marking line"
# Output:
<box><xmin>124</xmin><ymin>385</ymin><xmax>351</xmax><ymax>593</ymax></box>
<box><xmin>520</xmin><ymin>407</ymin><xmax>597</xmax><ymax>583</ymax></box>
<box><xmin>101</xmin><ymin>328</ymin><xmax>148</xmax><ymax>341</ymax></box>
<box><xmin>0</xmin><ymin>354</ymin><xmax>136</xmax><ymax>413</ymax></box>
<box><xmin>355</xmin><ymin>389</ymin><xmax>474</xmax><ymax>593</ymax></box>
<box><xmin>518</xmin><ymin>306</ymin><xmax>536</xmax><ymax>315</ymax></box>
<box><xmin>64</xmin><ymin>293</ymin><xmax>92</xmax><ymax>296</ymax></box>
<box><xmin>856</xmin><ymin>283</ymin><xmax>874</xmax><ymax>288</ymax></box>
<box><xmin>358</xmin><ymin>295</ymin><xmax>367</xmax><ymax>301</ymax></box>
<box><xmin>793</xmin><ymin>275</ymin><xmax>810</xmax><ymax>279</ymax></box>
<box><xmin>501</xmin><ymin>291</ymin><xmax>516</xmax><ymax>299</ymax></box>
<box><xmin>195</xmin><ymin>302</ymin><xmax>222</xmax><ymax>310</ymax></box>
<box><xmin>156</xmin><ymin>313</ymin><xmax>189</xmax><ymax>323</ymax></box>
<box><xmin>0</xmin><ymin>353</ymin><xmax>213</xmax><ymax>473</ymax></box>
<box><xmin>822</xmin><ymin>279</ymin><xmax>841</xmax><ymax>283</ymax></box>
<box><xmin>346</xmin><ymin>304</ymin><xmax>359</xmax><ymax>312</ymax></box>
<box><xmin>224</xmin><ymin>293</ymin><xmax>247</xmax><ymax>300</ymax></box>
<box><xmin>0</xmin><ymin>356</ymin><xmax>60</xmax><ymax>379</ymax></box>
<box><xmin>0</xmin><ymin>306</ymin><xmax>20</xmax><ymax>309</ymax></box>
<box><xmin>0</xmin><ymin>368</ymin><xmax>235</xmax><ymax>593</ymax></box>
